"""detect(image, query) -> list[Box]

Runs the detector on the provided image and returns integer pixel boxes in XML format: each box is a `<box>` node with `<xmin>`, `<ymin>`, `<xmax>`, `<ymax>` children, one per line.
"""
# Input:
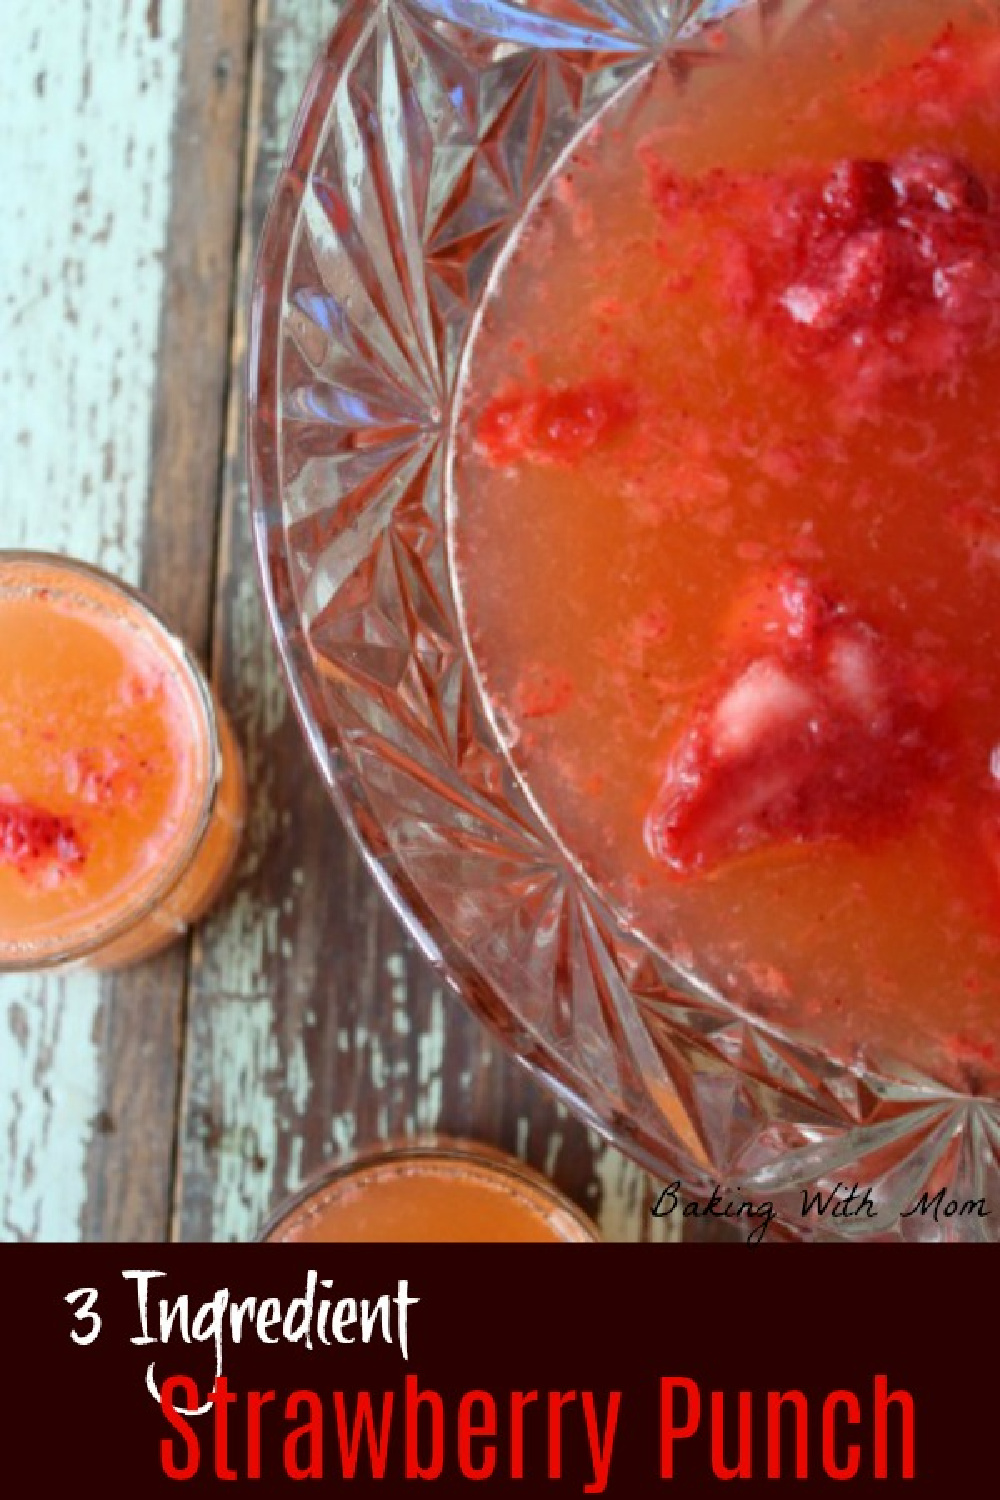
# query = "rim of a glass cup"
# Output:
<box><xmin>257</xmin><ymin>1138</ymin><xmax>602</xmax><ymax>1243</ymax></box>
<box><xmin>0</xmin><ymin>549</ymin><xmax>224</xmax><ymax>973</ymax></box>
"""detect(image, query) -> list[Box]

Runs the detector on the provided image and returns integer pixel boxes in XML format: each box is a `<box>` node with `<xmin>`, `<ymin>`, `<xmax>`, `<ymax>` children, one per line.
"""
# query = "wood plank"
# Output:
<box><xmin>0</xmin><ymin>0</ymin><xmax>252</xmax><ymax>1241</ymax></box>
<box><xmin>93</xmin><ymin>0</ymin><xmax>254</xmax><ymax>1242</ymax></box>
<box><xmin>176</xmin><ymin>0</ymin><xmax>682</xmax><ymax>1244</ymax></box>
<box><xmin>141</xmin><ymin>0</ymin><xmax>253</xmax><ymax>651</ymax></box>
<box><xmin>0</xmin><ymin>0</ymin><xmax>186</xmax><ymax>1242</ymax></box>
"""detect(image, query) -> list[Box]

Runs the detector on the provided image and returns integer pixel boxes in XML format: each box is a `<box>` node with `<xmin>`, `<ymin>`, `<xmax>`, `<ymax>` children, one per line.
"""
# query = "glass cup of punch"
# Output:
<box><xmin>249</xmin><ymin>0</ymin><xmax>1000</xmax><ymax>1241</ymax></box>
<box><xmin>0</xmin><ymin>552</ymin><xmax>244</xmax><ymax>971</ymax></box>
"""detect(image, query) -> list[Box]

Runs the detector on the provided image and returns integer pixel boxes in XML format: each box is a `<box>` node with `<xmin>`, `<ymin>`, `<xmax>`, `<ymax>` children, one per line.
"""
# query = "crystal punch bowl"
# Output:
<box><xmin>248</xmin><ymin>0</ymin><xmax>1000</xmax><ymax>1240</ymax></box>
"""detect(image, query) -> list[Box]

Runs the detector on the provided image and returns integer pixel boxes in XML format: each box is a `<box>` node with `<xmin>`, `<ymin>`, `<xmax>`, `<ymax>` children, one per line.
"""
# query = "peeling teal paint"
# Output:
<box><xmin>0</xmin><ymin>0</ymin><xmax>186</xmax><ymax>1242</ymax></box>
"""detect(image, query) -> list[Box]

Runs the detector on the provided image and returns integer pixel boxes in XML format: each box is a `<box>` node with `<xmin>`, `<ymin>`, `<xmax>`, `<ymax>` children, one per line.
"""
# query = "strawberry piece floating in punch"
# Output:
<box><xmin>761</xmin><ymin>150</ymin><xmax>1000</xmax><ymax>390</ymax></box>
<box><xmin>0</xmin><ymin>800</ymin><xmax>86</xmax><ymax>881</ymax></box>
<box><xmin>475</xmin><ymin>378</ymin><xmax>639</xmax><ymax>467</ymax></box>
<box><xmin>644</xmin><ymin>571</ymin><xmax>953</xmax><ymax>877</ymax></box>
<box><xmin>859</xmin><ymin>22</ymin><xmax>1000</xmax><ymax>128</ymax></box>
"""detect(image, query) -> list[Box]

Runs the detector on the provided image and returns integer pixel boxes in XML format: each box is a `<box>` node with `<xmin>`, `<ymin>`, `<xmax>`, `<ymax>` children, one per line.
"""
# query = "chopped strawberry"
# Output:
<box><xmin>643</xmin><ymin>143</ymin><xmax>1000</xmax><ymax>395</ymax></box>
<box><xmin>947</xmin><ymin>1032</ymin><xmax>996</xmax><ymax>1067</ymax></box>
<box><xmin>622</xmin><ymin>604</ymin><xmax>674</xmax><ymax>667</ymax></box>
<box><xmin>820</xmin><ymin>158</ymin><xmax>896</xmax><ymax>227</ymax></box>
<box><xmin>779</xmin><ymin>225</ymin><xmax>913</xmax><ymax>335</ymax></box>
<box><xmin>645</xmin><ymin>571</ymin><xmax>951</xmax><ymax>875</ymax></box>
<box><xmin>948</xmin><ymin>500</ymin><xmax>1000</xmax><ymax>565</ymax></box>
<box><xmin>859</xmin><ymin>25</ymin><xmax>1000</xmax><ymax>129</ymax></box>
<box><xmin>514</xmin><ymin>665</ymin><xmax>575</xmax><ymax>720</ymax></box>
<box><xmin>475</xmin><ymin>378</ymin><xmax>638</xmax><ymax>467</ymax></box>
<box><xmin>890</xmin><ymin>150</ymin><xmax>989</xmax><ymax>214</ymax></box>
<box><xmin>722</xmin><ymin>565</ymin><xmax>836</xmax><ymax>654</ymax></box>
<box><xmin>771</xmin><ymin>151</ymin><xmax>1000</xmax><ymax>387</ymax></box>
<box><xmin>0</xmin><ymin>800</ymin><xmax>86</xmax><ymax>878</ymax></box>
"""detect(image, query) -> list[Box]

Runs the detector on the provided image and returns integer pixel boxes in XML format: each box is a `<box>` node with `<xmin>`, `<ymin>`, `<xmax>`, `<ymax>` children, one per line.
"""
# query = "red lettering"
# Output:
<box><xmin>822</xmin><ymin>1391</ymin><xmax>861</xmax><ymax>1480</ymax></box>
<box><xmin>766</xmin><ymin>1389</ymin><xmax>809</xmax><ymax>1479</ymax></box>
<box><xmin>160</xmin><ymin>1376</ymin><xmax>201</xmax><ymax>1481</ymax></box>
<box><xmin>711</xmin><ymin>1391</ymin><xmax>752</xmax><ymax>1480</ymax></box>
<box><xmin>209</xmin><ymin>1376</ymin><xmax>238</xmax><ymax>1481</ymax></box>
<box><xmin>246</xmin><ymin>1389</ymin><xmax>275</xmax><ymax>1480</ymax></box>
<box><xmin>873</xmin><ymin>1376</ymin><xmax>915</xmax><ymax>1480</ymax></box>
<box><xmin>458</xmin><ymin>1391</ymin><xmax>497</xmax><ymax>1481</ymax></box>
<box><xmin>509</xmin><ymin>1390</ymin><xmax>538</xmax><ymax>1479</ymax></box>
<box><xmin>334</xmin><ymin>1391</ymin><xmax>394</xmax><ymax>1479</ymax></box>
<box><xmin>583</xmin><ymin>1393</ymin><xmax>621</xmax><ymax>1497</ymax></box>
<box><xmin>660</xmin><ymin>1377</ymin><xmax>701</xmax><ymax>1479</ymax></box>
<box><xmin>284</xmin><ymin>1392</ymin><xmax>324</xmax><ymax>1480</ymax></box>
<box><xmin>405</xmin><ymin>1375</ymin><xmax>443</xmax><ymax>1480</ymax></box>
<box><xmin>548</xmin><ymin>1392</ymin><xmax>575</xmax><ymax>1481</ymax></box>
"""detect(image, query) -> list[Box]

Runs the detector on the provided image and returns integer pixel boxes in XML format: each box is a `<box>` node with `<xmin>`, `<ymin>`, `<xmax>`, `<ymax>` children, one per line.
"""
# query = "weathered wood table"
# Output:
<box><xmin>0</xmin><ymin>0</ymin><xmax>725</xmax><ymax>1244</ymax></box>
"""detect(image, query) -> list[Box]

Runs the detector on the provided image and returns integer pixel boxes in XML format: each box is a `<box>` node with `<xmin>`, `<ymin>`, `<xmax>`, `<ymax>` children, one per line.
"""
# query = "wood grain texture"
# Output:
<box><xmin>0</xmin><ymin>0</ymin><xmax>186</xmax><ymax>1241</ymax></box>
<box><xmin>175</xmin><ymin>0</ymin><xmax>681</xmax><ymax>1245</ymax></box>
<box><xmin>141</xmin><ymin>0</ymin><xmax>253</xmax><ymax>648</ymax></box>
<box><xmin>94</xmin><ymin>0</ymin><xmax>254</xmax><ymax>1241</ymax></box>
<box><xmin>0</xmin><ymin>0</ymin><xmax>253</xmax><ymax>1241</ymax></box>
